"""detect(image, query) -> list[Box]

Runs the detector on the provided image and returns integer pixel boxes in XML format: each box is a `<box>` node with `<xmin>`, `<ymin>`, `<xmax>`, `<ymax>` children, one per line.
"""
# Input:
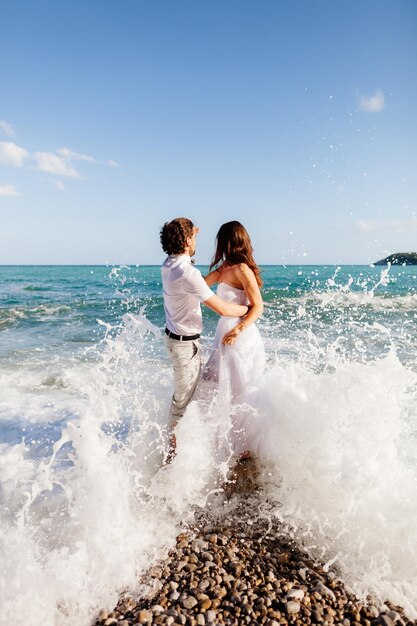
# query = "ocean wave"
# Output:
<box><xmin>1</xmin><ymin>311</ymin><xmax>417</xmax><ymax>625</ymax></box>
<box><xmin>266</xmin><ymin>290</ymin><xmax>417</xmax><ymax>312</ymax></box>
<box><xmin>0</xmin><ymin>304</ymin><xmax>75</xmax><ymax>330</ymax></box>
<box><xmin>23</xmin><ymin>284</ymin><xmax>52</xmax><ymax>292</ymax></box>
<box><xmin>0</xmin><ymin>308</ymin><xmax>26</xmax><ymax>329</ymax></box>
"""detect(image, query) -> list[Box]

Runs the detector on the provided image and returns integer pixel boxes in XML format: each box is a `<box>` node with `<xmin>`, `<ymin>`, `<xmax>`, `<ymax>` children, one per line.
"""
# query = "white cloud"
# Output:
<box><xmin>357</xmin><ymin>219</ymin><xmax>417</xmax><ymax>233</ymax></box>
<box><xmin>53</xmin><ymin>180</ymin><xmax>65</xmax><ymax>190</ymax></box>
<box><xmin>0</xmin><ymin>141</ymin><xmax>28</xmax><ymax>167</ymax></box>
<box><xmin>0</xmin><ymin>120</ymin><xmax>15</xmax><ymax>136</ymax></box>
<box><xmin>0</xmin><ymin>183</ymin><xmax>19</xmax><ymax>196</ymax></box>
<box><xmin>1</xmin><ymin>137</ymin><xmax>118</xmax><ymax>185</ymax></box>
<box><xmin>359</xmin><ymin>89</ymin><xmax>385</xmax><ymax>113</ymax></box>
<box><xmin>33</xmin><ymin>151</ymin><xmax>81</xmax><ymax>178</ymax></box>
<box><xmin>57</xmin><ymin>147</ymin><xmax>96</xmax><ymax>162</ymax></box>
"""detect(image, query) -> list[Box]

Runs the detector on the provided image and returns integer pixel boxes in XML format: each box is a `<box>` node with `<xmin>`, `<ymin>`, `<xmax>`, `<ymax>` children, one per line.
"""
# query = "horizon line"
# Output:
<box><xmin>0</xmin><ymin>262</ymin><xmax>392</xmax><ymax>267</ymax></box>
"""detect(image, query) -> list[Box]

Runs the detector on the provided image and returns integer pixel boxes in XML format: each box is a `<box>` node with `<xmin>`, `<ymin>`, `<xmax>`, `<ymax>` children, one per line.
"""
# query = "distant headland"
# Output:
<box><xmin>374</xmin><ymin>252</ymin><xmax>417</xmax><ymax>265</ymax></box>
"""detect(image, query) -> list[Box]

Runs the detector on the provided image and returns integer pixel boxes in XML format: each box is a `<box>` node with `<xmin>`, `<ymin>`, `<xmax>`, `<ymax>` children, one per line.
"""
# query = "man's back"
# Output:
<box><xmin>161</xmin><ymin>253</ymin><xmax>213</xmax><ymax>336</ymax></box>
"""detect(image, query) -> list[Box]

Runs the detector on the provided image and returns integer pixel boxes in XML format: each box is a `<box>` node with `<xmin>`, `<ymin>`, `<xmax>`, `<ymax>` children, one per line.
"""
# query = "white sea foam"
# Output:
<box><xmin>0</xmin><ymin>313</ymin><xmax>223</xmax><ymax>625</ymax></box>
<box><xmin>259</xmin><ymin>349</ymin><xmax>417</xmax><ymax>617</ymax></box>
<box><xmin>1</xmin><ymin>304</ymin><xmax>417</xmax><ymax>624</ymax></box>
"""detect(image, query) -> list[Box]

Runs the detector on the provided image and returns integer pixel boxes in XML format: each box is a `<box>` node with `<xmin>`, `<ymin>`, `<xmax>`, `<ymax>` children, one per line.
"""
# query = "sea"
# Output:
<box><xmin>1</xmin><ymin>264</ymin><xmax>417</xmax><ymax>625</ymax></box>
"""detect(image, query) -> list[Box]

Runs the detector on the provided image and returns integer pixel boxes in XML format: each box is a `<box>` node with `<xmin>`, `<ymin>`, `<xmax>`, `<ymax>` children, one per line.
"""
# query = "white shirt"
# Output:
<box><xmin>161</xmin><ymin>254</ymin><xmax>214</xmax><ymax>335</ymax></box>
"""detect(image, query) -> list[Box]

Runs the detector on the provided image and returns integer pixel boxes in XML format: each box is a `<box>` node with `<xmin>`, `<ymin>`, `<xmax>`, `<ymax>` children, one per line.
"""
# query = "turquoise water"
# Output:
<box><xmin>1</xmin><ymin>263</ymin><xmax>417</xmax><ymax>385</ymax></box>
<box><xmin>1</xmin><ymin>263</ymin><xmax>416</xmax><ymax>354</ymax></box>
<box><xmin>1</xmin><ymin>264</ymin><xmax>417</xmax><ymax>625</ymax></box>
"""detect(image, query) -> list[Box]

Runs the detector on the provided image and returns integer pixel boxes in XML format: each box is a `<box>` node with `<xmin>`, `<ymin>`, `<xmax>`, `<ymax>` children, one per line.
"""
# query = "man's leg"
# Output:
<box><xmin>164</xmin><ymin>336</ymin><xmax>202</xmax><ymax>459</ymax></box>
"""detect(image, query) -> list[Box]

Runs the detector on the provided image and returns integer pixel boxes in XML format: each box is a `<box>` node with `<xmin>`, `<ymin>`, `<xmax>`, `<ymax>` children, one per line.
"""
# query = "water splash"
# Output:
<box><xmin>1</xmin><ymin>265</ymin><xmax>417</xmax><ymax>623</ymax></box>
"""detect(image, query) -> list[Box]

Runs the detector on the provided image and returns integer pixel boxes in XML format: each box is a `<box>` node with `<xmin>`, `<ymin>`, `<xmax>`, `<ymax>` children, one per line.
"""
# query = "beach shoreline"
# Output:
<box><xmin>95</xmin><ymin>460</ymin><xmax>416</xmax><ymax>626</ymax></box>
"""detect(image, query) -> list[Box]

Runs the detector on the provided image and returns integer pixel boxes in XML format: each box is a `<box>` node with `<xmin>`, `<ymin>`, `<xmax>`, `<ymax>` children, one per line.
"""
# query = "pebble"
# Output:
<box><xmin>193</xmin><ymin>539</ymin><xmax>209</xmax><ymax>552</ymax></box>
<box><xmin>367</xmin><ymin>605</ymin><xmax>380</xmax><ymax>618</ymax></box>
<box><xmin>315</xmin><ymin>582</ymin><xmax>337</xmax><ymax>603</ymax></box>
<box><xmin>312</xmin><ymin>608</ymin><xmax>323</xmax><ymax>622</ymax></box>
<box><xmin>387</xmin><ymin>610</ymin><xmax>406</xmax><ymax>625</ymax></box>
<box><xmin>94</xmin><ymin>499</ymin><xmax>414</xmax><ymax>626</ymax></box>
<box><xmin>286</xmin><ymin>588</ymin><xmax>305</xmax><ymax>601</ymax></box>
<box><xmin>200</xmin><ymin>599</ymin><xmax>212</xmax><ymax>610</ymax></box>
<box><xmin>137</xmin><ymin>609</ymin><xmax>151</xmax><ymax>624</ymax></box>
<box><xmin>198</xmin><ymin>579</ymin><xmax>210</xmax><ymax>591</ymax></box>
<box><xmin>286</xmin><ymin>601</ymin><xmax>301</xmax><ymax>614</ymax></box>
<box><xmin>181</xmin><ymin>595</ymin><xmax>198</xmax><ymax>609</ymax></box>
<box><xmin>169</xmin><ymin>591</ymin><xmax>180</xmax><ymax>601</ymax></box>
<box><xmin>206</xmin><ymin>534</ymin><xmax>217</xmax><ymax>544</ymax></box>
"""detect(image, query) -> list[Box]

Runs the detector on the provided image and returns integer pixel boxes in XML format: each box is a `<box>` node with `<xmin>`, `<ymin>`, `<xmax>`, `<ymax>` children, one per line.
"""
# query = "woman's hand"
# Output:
<box><xmin>222</xmin><ymin>322</ymin><xmax>245</xmax><ymax>345</ymax></box>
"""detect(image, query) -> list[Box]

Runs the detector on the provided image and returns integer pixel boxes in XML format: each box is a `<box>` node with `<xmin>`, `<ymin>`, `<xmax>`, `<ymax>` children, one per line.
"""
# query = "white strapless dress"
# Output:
<box><xmin>202</xmin><ymin>283</ymin><xmax>267</xmax><ymax>457</ymax></box>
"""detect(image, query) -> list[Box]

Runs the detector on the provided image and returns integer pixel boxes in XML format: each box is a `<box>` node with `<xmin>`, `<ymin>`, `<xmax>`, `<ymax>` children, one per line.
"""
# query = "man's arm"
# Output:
<box><xmin>203</xmin><ymin>294</ymin><xmax>248</xmax><ymax>317</ymax></box>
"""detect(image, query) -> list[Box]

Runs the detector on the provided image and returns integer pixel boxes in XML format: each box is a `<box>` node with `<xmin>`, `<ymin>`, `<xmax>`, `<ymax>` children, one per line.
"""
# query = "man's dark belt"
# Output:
<box><xmin>165</xmin><ymin>328</ymin><xmax>200</xmax><ymax>341</ymax></box>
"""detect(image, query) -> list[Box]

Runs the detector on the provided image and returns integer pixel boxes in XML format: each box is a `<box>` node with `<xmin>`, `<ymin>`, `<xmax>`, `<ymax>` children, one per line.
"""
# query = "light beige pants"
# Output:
<box><xmin>164</xmin><ymin>335</ymin><xmax>202</xmax><ymax>427</ymax></box>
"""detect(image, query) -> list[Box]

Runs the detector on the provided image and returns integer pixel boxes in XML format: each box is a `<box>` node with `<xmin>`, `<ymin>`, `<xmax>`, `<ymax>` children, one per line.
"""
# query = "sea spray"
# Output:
<box><xmin>261</xmin><ymin>347</ymin><xmax>417</xmax><ymax>617</ymax></box>
<box><xmin>0</xmin><ymin>310</ymin><xmax>220</xmax><ymax>625</ymax></box>
<box><xmin>1</xmin><ymin>264</ymin><xmax>417</xmax><ymax>623</ymax></box>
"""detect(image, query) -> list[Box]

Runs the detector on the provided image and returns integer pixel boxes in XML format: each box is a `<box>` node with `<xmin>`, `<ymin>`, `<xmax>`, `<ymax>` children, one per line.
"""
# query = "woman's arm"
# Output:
<box><xmin>222</xmin><ymin>263</ymin><xmax>263</xmax><ymax>345</ymax></box>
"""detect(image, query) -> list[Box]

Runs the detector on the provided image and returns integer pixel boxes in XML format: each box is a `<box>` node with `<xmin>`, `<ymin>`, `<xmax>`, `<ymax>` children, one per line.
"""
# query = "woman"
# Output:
<box><xmin>203</xmin><ymin>221</ymin><xmax>266</xmax><ymax>458</ymax></box>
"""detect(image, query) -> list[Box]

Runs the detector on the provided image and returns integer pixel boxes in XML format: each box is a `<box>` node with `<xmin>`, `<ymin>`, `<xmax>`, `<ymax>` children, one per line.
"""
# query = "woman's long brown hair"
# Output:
<box><xmin>210</xmin><ymin>221</ymin><xmax>263</xmax><ymax>287</ymax></box>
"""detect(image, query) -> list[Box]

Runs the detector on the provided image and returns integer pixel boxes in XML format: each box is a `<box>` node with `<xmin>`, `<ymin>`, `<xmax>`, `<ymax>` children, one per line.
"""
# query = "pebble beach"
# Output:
<box><xmin>95</xmin><ymin>459</ymin><xmax>417</xmax><ymax>626</ymax></box>
<box><xmin>3</xmin><ymin>265</ymin><xmax>417</xmax><ymax>624</ymax></box>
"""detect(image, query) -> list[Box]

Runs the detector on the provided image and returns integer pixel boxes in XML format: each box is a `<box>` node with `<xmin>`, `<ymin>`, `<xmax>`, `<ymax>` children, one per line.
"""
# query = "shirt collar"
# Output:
<box><xmin>172</xmin><ymin>253</ymin><xmax>192</xmax><ymax>263</ymax></box>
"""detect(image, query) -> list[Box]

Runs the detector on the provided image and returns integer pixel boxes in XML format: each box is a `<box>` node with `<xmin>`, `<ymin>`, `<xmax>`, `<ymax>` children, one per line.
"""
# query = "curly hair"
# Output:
<box><xmin>160</xmin><ymin>218</ymin><xmax>195</xmax><ymax>255</ymax></box>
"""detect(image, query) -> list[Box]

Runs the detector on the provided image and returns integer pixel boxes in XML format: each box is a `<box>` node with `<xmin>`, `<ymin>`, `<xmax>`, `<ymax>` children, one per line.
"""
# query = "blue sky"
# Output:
<box><xmin>1</xmin><ymin>0</ymin><xmax>416</xmax><ymax>264</ymax></box>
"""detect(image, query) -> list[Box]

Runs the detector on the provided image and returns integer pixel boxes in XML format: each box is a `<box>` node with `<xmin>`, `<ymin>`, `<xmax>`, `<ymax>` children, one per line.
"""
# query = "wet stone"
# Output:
<box><xmin>286</xmin><ymin>589</ymin><xmax>305</xmax><ymax>601</ymax></box>
<box><xmin>137</xmin><ymin>609</ymin><xmax>152</xmax><ymax>624</ymax></box>
<box><xmin>95</xmin><ymin>506</ymin><xmax>415</xmax><ymax>626</ymax></box>
<box><xmin>206</xmin><ymin>534</ymin><xmax>218</xmax><ymax>544</ymax></box>
<box><xmin>378</xmin><ymin>616</ymin><xmax>395</xmax><ymax>626</ymax></box>
<box><xmin>198</xmin><ymin>579</ymin><xmax>210</xmax><ymax>591</ymax></box>
<box><xmin>200</xmin><ymin>599</ymin><xmax>212</xmax><ymax>611</ymax></box>
<box><xmin>181</xmin><ymin>595</ymin><xmax>198</xmax><ymax>610</ymax></box>
<box><xmin>366</xmin><ymin>606</ymin><xmax>380</xmax><ymax>619</ymax></box>
<box><xmin>312</xmin><ymin>609</ymin><xmax>324</xmax><ymax>622</ymax></box>
<box><xmin>286</xmin><ymin>601</ymin><xmax>301</xmax><ymax>615</ymax></box>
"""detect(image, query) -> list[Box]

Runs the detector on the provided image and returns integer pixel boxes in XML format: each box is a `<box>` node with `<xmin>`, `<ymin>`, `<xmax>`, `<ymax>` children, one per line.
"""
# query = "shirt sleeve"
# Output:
<box><xmin>182</xmin><ymin>265</ymin><xmax>215</xmax><ymax>302</ymax></box>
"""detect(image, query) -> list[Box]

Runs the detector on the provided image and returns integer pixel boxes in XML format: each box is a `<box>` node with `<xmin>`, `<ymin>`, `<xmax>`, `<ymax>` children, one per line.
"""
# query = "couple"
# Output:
<box><xmin>160</xmin><ymin>218</ymin><xmax>265</xmax><ymax>462</ymax></box>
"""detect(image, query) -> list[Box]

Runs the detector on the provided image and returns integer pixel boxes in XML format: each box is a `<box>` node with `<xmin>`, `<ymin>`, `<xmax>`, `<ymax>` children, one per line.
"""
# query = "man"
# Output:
<box><xmin>160</xmin><ymin>217</ymin><xmax>249</xmax><ymax>458</ymax></box>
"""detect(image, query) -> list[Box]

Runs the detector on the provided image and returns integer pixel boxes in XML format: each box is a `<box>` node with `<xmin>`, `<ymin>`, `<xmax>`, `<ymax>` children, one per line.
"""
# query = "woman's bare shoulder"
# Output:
<box><xmin>236</xmin><ymin>263</ymin><xmax>255</xmax><ymax>278</ymax></box>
